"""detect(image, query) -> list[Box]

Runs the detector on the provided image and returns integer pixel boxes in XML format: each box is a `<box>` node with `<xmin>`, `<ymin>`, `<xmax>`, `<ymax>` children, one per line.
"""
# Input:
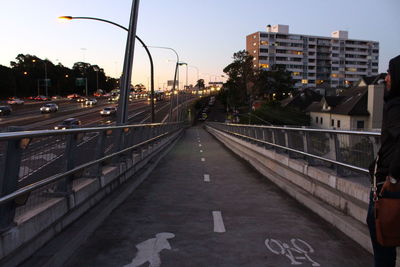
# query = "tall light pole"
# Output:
<box><xmin>178</xmin><ymin>62</ymin><xmax>188</xmax><ymax>90</ymax></box>
<box><xmin>59</xmin><ymin>13</ymin><xmax>156</xmax><ymax>122</ymax></box>
<box><xmin>147</xmin><ymin>46</ymin><xmax>180</xmax><ymax>122</ymax></box>
<box><xmin>32</xmin><ymin>59</ymin><xmax>48</xmax><ymax>97</ymax></box>
<box><xmin>189</xmin><ymin>65</ymin><xmax>199</xmax><ymax>84</ymax></box>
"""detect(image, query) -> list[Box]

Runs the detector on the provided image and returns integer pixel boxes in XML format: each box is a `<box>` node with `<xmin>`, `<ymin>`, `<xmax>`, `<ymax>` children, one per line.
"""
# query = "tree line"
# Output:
<box><xmin>220</xmin><ymin>50</ymin><xmax>309</xmax><ymax>126</ymax></box>
<box><xmin>0</xmin><ymin>54</ymin><xmax>119</xmax><ymax>98</ymax></box>
<box><xmin>220</xmin><ymin>50</ymin><xmax>295</xmax><ymax>109</ymax></box>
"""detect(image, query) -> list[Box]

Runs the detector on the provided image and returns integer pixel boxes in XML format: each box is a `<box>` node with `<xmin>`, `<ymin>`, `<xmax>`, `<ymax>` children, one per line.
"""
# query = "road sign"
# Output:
<box><xmin>76</xmin><ymin>78</ymin><xmax>86</xmax><ymax>86</ymax></box>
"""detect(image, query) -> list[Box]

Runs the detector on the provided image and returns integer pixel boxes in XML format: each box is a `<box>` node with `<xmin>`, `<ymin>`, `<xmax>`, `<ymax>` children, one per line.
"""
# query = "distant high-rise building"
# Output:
<box><xmin>246</xmin><ymin>25</ymin><xmax>379</xmax><ymax>89</ymax></box>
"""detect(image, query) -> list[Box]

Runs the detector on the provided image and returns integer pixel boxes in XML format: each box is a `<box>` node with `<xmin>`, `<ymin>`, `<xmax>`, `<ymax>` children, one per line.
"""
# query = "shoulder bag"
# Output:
<box><xmin>373</xmin><ymin>156</ymin><xmax>400</xmax><ymax>246</ymax></box>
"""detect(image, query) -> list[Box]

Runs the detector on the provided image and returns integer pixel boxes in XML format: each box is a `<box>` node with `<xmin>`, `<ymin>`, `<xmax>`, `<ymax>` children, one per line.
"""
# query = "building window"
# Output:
<box><xmin>337</xmin><ymin>120</ymin><xmax>341</xmax><ymax>128</ymax></box>
<box><xmin>356</xmin><ymin>120</ymin><xmax>364</xmax><ymax>129</ymax></box>
<box><xmin>315</xmin><ymin>117</ymin><xmax>318</xmax><ymax>123</ymax></box>
<box><xmin>320</xmin><ymin>117</ymin><xmax>323</xmax><ymax>124</ymax></box>
<box><xmin>331</xmin><ymin>119</ymin><xmax>334</xmax><ymax>127</ymax></box>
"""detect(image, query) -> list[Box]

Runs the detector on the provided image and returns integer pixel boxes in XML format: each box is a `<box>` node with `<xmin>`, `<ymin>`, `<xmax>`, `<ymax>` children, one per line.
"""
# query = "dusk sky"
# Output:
<box><xmin>0</xmin><ymin>0</ymin><xmax>399</xmax><ymax>89</ymax></box>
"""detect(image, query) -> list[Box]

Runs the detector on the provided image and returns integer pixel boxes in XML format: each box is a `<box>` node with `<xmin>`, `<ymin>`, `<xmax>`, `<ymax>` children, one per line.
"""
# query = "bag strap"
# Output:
<box><xmin>373</xmin><ymin>155</ymin><xmax>379</xmax><ymax>202</ymax></box>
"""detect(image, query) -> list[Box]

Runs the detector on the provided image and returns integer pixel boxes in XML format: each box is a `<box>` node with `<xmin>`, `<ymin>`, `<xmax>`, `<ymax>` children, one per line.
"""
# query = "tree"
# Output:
<box><xmin>0</xmin><ymin>65</ymin><xmax>17</xmax><ymax>97</ymax></box>
<box><xmin>253</xmin><ymin>65</ymin><xmax>295</xmax><ymax>101</ymax></box>
<box><xmin>195</xmin><ymin>79</ymin><xmax>205</xmax><ymax>89</ymax></box>
<box><xmin>0</xmin><ymin>53</ymin><xmax>120</xmax><ymax>97</ymax></box>
<box><xmin>222</xmin><ymin>50</ymin><xmax>255</xmax><ymax>108</ymax></box>
<box><xmin>134</xmin><ymin>84</ymin><xmax>146</xmax><ymax>92</ymax></box>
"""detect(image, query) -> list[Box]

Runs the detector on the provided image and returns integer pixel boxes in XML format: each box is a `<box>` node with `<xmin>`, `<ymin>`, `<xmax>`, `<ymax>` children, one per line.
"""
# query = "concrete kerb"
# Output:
<box><xmin>206</xmin><ymin>126</ymin><xmax>373</xmax><ymax>254</ymax></box>
<box><xmin>0</xmin><ymin>129</ymin><xmax>183</xmax><ymax>267</ymax></box>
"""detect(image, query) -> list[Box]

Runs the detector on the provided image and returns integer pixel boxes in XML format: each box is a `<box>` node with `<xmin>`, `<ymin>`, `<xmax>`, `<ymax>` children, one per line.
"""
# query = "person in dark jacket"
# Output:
<box><xmin>367</xmin><ymin>54</ymin><xmax>400</xmax><ymax>267</ymax></box>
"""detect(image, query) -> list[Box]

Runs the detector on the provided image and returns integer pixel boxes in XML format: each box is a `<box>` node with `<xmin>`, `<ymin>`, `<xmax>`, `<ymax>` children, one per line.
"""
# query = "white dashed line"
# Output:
<box><xmin>201</xmin><ymin>158</ymin><xmax>205</xmax><ymax>162</ymax></box>
<box><xmin>198</xmin><ymin>144</ymin><xmax>202</xmax><ymax>147</ymax></box>
<box><xmin>200</xmin><ymin>150</ymin><xmax>203</xmax><ymax>153</ymax></box>
<box><xmin>212</xmin><ymin>211</ymin><xmax>226</xmax><ymax>233</ymax></box>
<box><xmin>204</xmin><ymin>174</ymin><xmax>210</xmax><ymax>182</ymax></box>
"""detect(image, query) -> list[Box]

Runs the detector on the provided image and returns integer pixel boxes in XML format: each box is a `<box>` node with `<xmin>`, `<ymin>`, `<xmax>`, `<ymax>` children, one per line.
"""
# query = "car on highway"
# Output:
<box><xmin>85</xmin><ymin>98</ymin><xmax>97</xmax><ymax>105</ymax></box>
<box><xmin>7</xmin><ymin>98</ymin><xmax>24</xmax><ymax>105</ymax></box>
<box><xmin>0</xmin><ymin>106</ymin><xmax>12</xmax><ymax>116</ymax></box>
<box><xmin>34</xmin><ymin>95</ymin><xmax>50</xmax><ymax>101</ymax></box>
<box><xmin>77</xmin><ymin>97</ymin><xmax>88</xmax><ymax>103</ymax></box>
<box><xmin>67</xmin><ymin>94</ymin><xmax>80</xmax><ymax>99</ymax></box>
<box><xmin>51</xmin><ymin>95</ymin><xmax>63</xmax><ymax>100</ymax></box>
<box><xmin>40</xmin><ymin>103</ymin><xmax>58</xmax><ymax>113</ymax></box>
<box><xmin>108</xmin><ymin>94</ymin><xmax>119</xmax><ymax>102</ymax></box>
<box><xmin>100</xmin><ymin>107</ymin><xmax>117</xmax><ymax>116</ymax></box>
<box><xmin>54</xmin><ymin>118</ymin><xmax>81</xmax><ymax>130</ymax></box>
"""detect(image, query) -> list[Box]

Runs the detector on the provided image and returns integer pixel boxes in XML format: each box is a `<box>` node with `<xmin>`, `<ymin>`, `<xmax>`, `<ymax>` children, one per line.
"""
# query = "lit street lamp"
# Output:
<box><xmin>58</xmin><ymin>0</ymin><xmax>141</xmax><ymax>124</ymax></box>
<box><xmin>59</xmin><ymin>14</ymin><xmax>155</xmax><ymax>122</ymax></box>
<box><xmin>178</xmin><ymin>62</ymin><xmax>188</xmax><ymax>89</ymax></box>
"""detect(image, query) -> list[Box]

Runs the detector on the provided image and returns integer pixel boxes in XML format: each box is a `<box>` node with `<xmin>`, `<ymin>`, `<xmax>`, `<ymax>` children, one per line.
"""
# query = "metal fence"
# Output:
<box><xmin>0</xmin><ymin>122</ymin><xmax>183</xmax><ymax>230</ymax></box>
<box><xmin>207</xmin><ymin>122</ymin><xmax>381</xmax><ymax>175</ymax></box>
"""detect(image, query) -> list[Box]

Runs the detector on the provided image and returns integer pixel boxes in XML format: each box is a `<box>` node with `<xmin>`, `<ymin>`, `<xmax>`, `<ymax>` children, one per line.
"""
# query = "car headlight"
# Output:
<box><xmin>54</xmin><ymin>126</ymin><xmax>58</xmax><ymax>130</ymax></box>
<box><xmin>46</xmin><ymin>108</ymin><xmax>50</xmax><ymax>111</ymax></box>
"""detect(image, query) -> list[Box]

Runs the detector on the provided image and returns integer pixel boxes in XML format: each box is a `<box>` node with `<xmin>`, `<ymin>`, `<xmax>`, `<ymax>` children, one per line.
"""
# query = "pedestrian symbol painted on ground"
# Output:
<box><xmin>123</xmin><ymin>232</ymin><xmax>175</xmax><ymax>267</ymax></box>
<box><xmin>265</xmin><ymin>238</ymin><xmax>320</xmax><ymax>266</ymax></box>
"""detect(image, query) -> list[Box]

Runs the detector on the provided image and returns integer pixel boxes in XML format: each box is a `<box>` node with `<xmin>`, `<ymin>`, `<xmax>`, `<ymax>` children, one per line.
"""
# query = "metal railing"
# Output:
<box><xmin>0</xmin><ymin>122</ymin><xmax>184</xmax><ymax>230</ymax></box>
<box><xmin>207</xmin><ymin>122</ymin><xmax>380</xmax><ymax>175</ymax></box>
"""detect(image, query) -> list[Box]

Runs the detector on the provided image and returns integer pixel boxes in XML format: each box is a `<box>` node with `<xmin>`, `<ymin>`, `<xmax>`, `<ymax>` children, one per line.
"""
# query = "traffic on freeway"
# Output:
<box><xmin>0</xmin><ymin>91</ymin><xmax>193</xmax><ymax>132</ymax></box>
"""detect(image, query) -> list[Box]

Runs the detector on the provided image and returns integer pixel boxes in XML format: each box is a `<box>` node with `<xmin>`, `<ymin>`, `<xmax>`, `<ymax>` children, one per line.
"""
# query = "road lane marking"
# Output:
<box><xmin>124</xmin><ymin>233</ymin><xmax>175</xmax><ymax>267</ymax></box>
<box><xmin>204</xmin><ymin>174</ymin><xmax>210</xmax><ymax>182</ymax></box>
<box><xmin>198</xmin><ymin>144</ymin><xmax>202</xmax><ymax>147</ymax></box>
<box><xmin>201</xmin><ymin>158</ymin><xmax>205</xmax><ymax>162</ymax></box>
<box><xmin>265</xmin><ymin>238</ymin><xmax>320</xmax><ymax>266</ymax></box>
<box><xmin>212</xmin><ymin>211</ymin><xmax>226</xmax><ymax>233</ymax></box>
<box><xmin>200</xmin><ymin>150</ymin><xmax>203</xmax><ymax>153</ymax></box>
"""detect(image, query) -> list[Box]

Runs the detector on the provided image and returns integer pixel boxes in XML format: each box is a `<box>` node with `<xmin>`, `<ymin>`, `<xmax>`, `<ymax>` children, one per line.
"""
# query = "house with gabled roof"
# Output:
<box><xmin>306</xmin><ymin>74</ymin><xmax>385</xmax><ymax>130</ymax></box>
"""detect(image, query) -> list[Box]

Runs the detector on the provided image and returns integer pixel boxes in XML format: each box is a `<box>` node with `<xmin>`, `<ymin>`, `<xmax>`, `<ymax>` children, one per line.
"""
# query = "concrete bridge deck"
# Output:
<box><xmin>62</xmin><ymin>126</ymin><xmax>372</xmax><ymax>267</ymax></box>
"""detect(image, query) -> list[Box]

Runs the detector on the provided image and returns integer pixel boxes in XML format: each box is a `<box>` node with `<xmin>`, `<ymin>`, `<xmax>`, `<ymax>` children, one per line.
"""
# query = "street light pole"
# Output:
<box><xmin>147</xmin><ymin>46</ymin><xmax>179</xmax><ymax>122</ymax></box>
<box><xmin>117</xmin><ymin>0</ymin><xmax>140</xmax><ymax>125</ymax></box>
<box><xmin>59</xmin><ymin>12</ymin><xmax>157</xmax><ymax>122</ymax></box>
<box><xmin>44</xmin><ymin>61</ymin><xmax>48</xmax><ymax>97</ymax></box>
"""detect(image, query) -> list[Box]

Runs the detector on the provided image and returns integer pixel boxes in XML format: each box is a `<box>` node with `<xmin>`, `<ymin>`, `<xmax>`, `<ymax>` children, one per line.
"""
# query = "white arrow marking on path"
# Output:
<box><xmin>204</xmin><ymin>174</ymin><xmax>210</xmax><ymax>182</ymax></box>
<box><xmin>123</xmin><ymin>232</ymin><xmax>175</xmax><ymax>267</ymax></box>
<box><xmin>212</xmin><ymin>211</ymin><xmax>226</xmax><ymax>233</ymax></box>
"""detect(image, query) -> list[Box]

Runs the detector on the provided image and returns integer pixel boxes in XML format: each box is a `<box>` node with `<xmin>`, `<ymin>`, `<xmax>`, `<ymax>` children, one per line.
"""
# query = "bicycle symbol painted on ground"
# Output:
<box><xmin>265</xmin><ymin>238</ymin><xmax>320</xmax><ymax>266</ymax></box>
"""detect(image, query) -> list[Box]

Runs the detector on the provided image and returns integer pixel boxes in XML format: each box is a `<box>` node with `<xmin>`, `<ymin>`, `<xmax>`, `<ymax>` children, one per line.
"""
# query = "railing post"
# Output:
<box><xmin>0</xmin><ymin>135</ymin><xmax>28</xmax><ymax>231</ymax></box>
<box><xmin>285</xmin><ymin>130</ymin><xmax>294</xmax><ymax>158</ymax></box>
<box><xmin>271</xmin><ymin>129</ymin><xmax>276</xmax><ymax>151</ymax></box>
<box><xmin>330</xmin><ymin>132</ymin><xmax>346</xmax><ymax>176</ymax></box>
<box><xmin>56</xmin><ymin>133</ymin><xmax>79</xmax><ymax>194</ymax></box>
<box><xmin>88</xmin><ymin>131</ymin><xmax>107</xmax><ymax>177</ymax></box>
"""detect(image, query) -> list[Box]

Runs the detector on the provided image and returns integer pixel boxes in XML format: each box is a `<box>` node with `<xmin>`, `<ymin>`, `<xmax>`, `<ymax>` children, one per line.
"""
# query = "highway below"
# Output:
<box><xmin>0</xmin><ymin>97</ymin><xmax>176</xmax><ymax>131</ymax></box>
<box><xmin>0</xmin><ymin>93</ymin><xmax>195</xmax><ymax>190</ymax></box>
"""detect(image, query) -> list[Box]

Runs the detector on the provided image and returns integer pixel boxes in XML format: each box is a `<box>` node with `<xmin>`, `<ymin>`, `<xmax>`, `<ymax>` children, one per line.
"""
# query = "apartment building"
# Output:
<box><xmin>246</xmin><ymin>25</ymin><xmax>379</xmax><ymax>89</ymax></box>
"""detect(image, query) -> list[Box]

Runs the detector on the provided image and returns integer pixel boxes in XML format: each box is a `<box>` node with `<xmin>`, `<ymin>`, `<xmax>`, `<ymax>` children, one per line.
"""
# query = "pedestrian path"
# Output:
<box><xmin>64</xmin><ymin>126</ymin><xmax>372</xmax><ymax>267</ymax></box>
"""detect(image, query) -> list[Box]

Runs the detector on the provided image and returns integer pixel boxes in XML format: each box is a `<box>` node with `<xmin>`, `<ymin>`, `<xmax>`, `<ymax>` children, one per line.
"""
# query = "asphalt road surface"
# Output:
<box><xmin>64</xmin><ymin>126</ymin><xmax>373</xmax><ymax>267</ymax></box>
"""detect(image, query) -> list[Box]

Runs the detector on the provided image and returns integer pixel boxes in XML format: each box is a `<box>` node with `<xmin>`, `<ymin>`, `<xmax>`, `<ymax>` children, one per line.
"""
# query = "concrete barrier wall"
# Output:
<box><xmin>206</xmin><ymin>126</ymin><xmax>374</xmax><ymax>253</ymax></box>
<box><xmin>0</xmin><ymin>130</ymin><xmax>182</xmax><ymax>267</ymax></box>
